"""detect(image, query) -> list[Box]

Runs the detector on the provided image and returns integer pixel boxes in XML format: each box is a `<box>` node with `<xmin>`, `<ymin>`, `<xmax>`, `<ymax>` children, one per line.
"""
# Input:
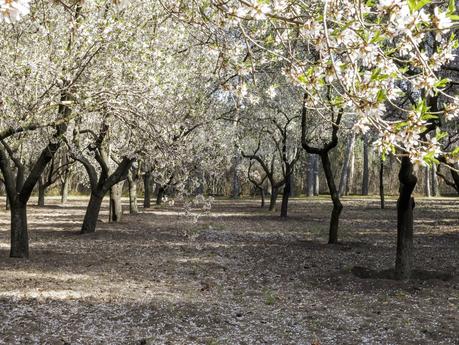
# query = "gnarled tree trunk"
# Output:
<box><xmin>81</xmin><ymin>192</ymin><xmax>104</xmax><ymax>234</ymax></box>
<box><xmin>321</xmin><ymin>153</ymin><xmax>343</xmax><ymax>244</ymax></box>
<box><xmin>395</xmin><ymin>157</ymin><xmax>417</xmax><ymax>280</ymax></box>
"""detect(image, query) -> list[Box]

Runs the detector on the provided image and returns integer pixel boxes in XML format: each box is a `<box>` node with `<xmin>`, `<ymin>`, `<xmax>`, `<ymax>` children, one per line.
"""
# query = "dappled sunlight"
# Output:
<box><xmin>0</xmin><ymin>198</ymin><xmax>457</xmax><ymax>344</ymax></box>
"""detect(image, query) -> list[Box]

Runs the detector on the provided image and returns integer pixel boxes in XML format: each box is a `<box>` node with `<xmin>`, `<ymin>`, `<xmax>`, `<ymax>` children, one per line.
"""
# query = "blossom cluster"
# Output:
<box><xmin>0</xmin><ymin>0</ymin><xmax>29</xmax><ymax>22</ymax></box>
<box><xmin>212</xmin><ymin>0</ymin><xmax>459</xmax><ymax>165</ymax></box>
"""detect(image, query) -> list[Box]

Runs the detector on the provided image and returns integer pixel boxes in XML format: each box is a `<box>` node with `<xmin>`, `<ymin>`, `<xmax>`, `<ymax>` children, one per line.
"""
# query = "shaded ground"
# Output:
<box><xmin>0</xmin><ymin>196</ymin><xmax>458</xmax><ymax>345</ymax></box>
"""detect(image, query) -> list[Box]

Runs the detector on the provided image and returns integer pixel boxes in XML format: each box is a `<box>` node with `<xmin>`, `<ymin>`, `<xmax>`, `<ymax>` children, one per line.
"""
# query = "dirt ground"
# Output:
<box><xmin>0</xmin><ymin>196</ymin><xmax>457</xmax><ymax>345</ymax></box>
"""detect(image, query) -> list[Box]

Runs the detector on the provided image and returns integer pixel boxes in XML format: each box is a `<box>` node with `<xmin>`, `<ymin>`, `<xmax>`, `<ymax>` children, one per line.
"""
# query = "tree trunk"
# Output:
<box><xmin>339</xmin><ymin>132</ymin><xmax>355</xmax><ymax>196</ymax></box>
<box><xmin>269</xmin><ymin>185</ymin><xmax>278</xmax><ymax>211</ymax></box>
<box><xmin>5</xmin><ymin>194</ymin><xmax>10</xmax><ymax>211</ymax></box>
<box><xmin>109</xmin><ymin>182</ymin><xmax>123</xmax><ymax>222</ymax></box>
<box><xmin>280</xmin><ymin>173</ymin><xmax>291</xmax><ymax>218</ymax></box>
<box><xmin>143</xmin><ymin>171</ymin><xmax>152</xmax><ymax>209</ymax></box>
<box><xmin>37</xmin><ymin>178</ymin><xmax>46</xmax><ymax>207</ymax></box>
<box><xmin>156</xmin><ymin>186</ymin><xmax>165</xmax><ymax>205</ymax></box>
<box><xmin>379</xmin><ymin>158</ymin><xmax>385</xmax><ymax>209</ymax></box>
<box><xmin>61</xmin><ymin>171</ymin><xmax>71</xmax><ymax>204</ymax></box>
<box><xmin>81</xmin><ymin>192</ymin><xmax>104</xmax><ymax>234</ymax></box>
<box><xmin>10</xmin><ymin>201</ymin><xmax>29</xmax><ymax>258</ymax></box>
<box><xmin>362</xmin><ymin>134</ymin><xmax>370</xmax><ymax>195</ymax></box>
<box><xmin>395</xmin><ymin>157</ymin><xmax>417</xmax><ymax>280</ymax></box>
<box><xmin>260</xmin><ymin>187</ymin><xmax>265</xmax><ymax>208</ymax></box>
<box><xmin>128</xmin><ymin>173</ymin><xmax>138</xmax><ymax>214</ymax></box>
<box><xmin>424</xmin><ymin>166</ymin><xmax>431</xmax><ymax>197</ymax></box>
<box><xmin>313</xmin><ymin>155</ymin><xmax>320</xmax><ymax>196</ymax></box>
<box><xmin>321</xmin><ymin>153</ymin><xmax>343</xmax><ymax>244</ymax></box>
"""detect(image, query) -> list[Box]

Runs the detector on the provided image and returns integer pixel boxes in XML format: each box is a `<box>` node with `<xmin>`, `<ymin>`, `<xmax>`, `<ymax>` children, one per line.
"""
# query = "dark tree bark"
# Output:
<box><xmin>260</xmin><ymin>187</ymin><xmax>265</xmax><ymax>208</ymax></box>
<box><xmin>242</xmin><ymin>114</ymin><xmax>298</xmax><ymax>218</ymax></box>
<box><xmin>0</xmin><ymin>112</ymin><xmax>69</xmax><ymax>258</ymax></box>
<box><xmin>10</xmin><ymin>200</ymin><xmax>28</xmax><ymax>258</ymax></box>
<box><xmin>143</xmin><ymin>171</ymin><xmax>152</xmax><ymax>209</ymax></box>
<box><xmin>301</xmin><ymin>92</ymin><xmax>343</xmax><ymax>244</ymax></box>
<box><xmin>321</xmin><ymin>153</ymin><xmax>343</xmax><ymax>244</ymax></box>
<box><xmin>395</xmin><ymin>157</ymin><xmax>417</xmax><ymax>280</ymax></box>
<box><xmin>280</xmin><ymin>171</ymin><xmax>291</xmax><ymax>218</ymax></box>
<box><xmin>156</xmin><ymin>186</ymin><xmax>165</xmax><ymax>205</ymax></box>
<box><xmin>81</xmin><ymin>192</ymin><xmax>104</xmax><ymax>234</ymax></box>
<box><xmin>362</xmin><ymin>133</ymin><xmax>370</xmax><ymax>195</ymax></box>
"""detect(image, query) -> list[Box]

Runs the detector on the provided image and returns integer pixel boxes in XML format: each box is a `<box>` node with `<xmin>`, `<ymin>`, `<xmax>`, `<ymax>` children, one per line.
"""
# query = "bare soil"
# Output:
<box><xmin>0</xmin><ymin>196</ymin><xmax>458</xmax><ymax>345</ymax></box>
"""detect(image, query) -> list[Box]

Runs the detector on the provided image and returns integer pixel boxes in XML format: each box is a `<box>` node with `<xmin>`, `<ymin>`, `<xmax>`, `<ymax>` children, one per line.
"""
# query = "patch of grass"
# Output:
<box><xmin>263</xmin><ymin>288</ymin><xmax>278</xmax><ymax>305</ymax></box>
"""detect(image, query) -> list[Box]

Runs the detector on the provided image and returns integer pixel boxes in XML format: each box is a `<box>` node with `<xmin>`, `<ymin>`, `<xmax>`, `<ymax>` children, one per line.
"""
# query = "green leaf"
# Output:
<box><xmin>435</xmin><ymin>78</ymin><xmax>450</xmax><ymax>89</ymax></box>
<box><xmin>448</xmin><ymin>0</ymin><xmax>456</xmax><ymax>14</ymax></box>
<box><xmin>407</xmin><ymin>0</ymin><xmax>431</xmax><ymax>12</ymax></box>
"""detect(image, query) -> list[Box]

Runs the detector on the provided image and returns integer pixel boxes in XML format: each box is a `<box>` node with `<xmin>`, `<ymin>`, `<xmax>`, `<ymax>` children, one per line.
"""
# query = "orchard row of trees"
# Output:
<box><xmin>0</xmin><ymin>0</ymin><xmax>458</xmax><ymax>280</ymax></box>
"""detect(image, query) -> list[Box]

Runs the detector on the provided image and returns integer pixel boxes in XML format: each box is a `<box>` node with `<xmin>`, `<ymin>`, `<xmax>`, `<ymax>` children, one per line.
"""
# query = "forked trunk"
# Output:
<box><xmin>321</xmin><ymin>153</ymin><xmax>343</xmax><ymax>244</ymax></box>
<box><xmin>395</xmin><ymin>157</ymin><xmax>417</xmax><ymax>280</ymax></box>
<box><xmin>81</xmin><ymin>192</ymin><xmax>104</xmax><ymax>234</ymax></box>
<box><xmin>10</xmin><ymin>202</ymin><xmax>29</xmax><ymax>258</ymax></box>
